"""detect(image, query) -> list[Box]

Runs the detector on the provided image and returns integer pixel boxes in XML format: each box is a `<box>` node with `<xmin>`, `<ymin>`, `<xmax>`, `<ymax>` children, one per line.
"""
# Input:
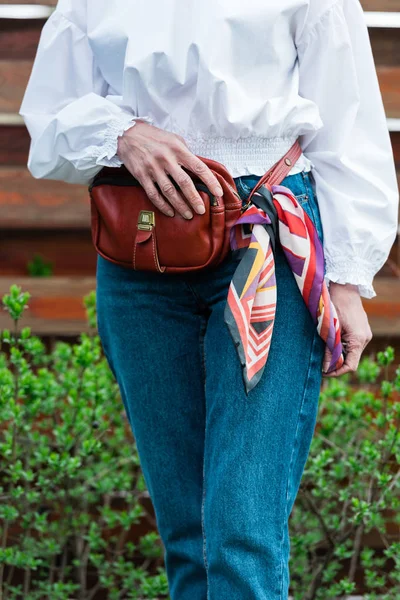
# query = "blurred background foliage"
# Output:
<box><xmin>0</xmin><ymin>286</ymin><xmax>398</xmax><ymax>599</ymax></box>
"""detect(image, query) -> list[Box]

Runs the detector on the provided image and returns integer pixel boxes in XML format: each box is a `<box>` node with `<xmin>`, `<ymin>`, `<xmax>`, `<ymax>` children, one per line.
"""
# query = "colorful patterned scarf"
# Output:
<box><xmin>224</xmin><ymin>182</ymin><xmax>344</xmax><ymax>395</ymax></box>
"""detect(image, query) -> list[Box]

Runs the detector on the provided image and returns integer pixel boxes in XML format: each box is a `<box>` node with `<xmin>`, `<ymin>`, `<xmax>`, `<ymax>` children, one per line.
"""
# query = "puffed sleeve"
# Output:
<box><xmin>19</xmin><ymin>5</ymin><xmax>153</xmax><ymax>185</ymax></box>
<box><xmin>296</xmin><ymin>0</ymin><xmax>399</xmax><ymax>298</ymax></box>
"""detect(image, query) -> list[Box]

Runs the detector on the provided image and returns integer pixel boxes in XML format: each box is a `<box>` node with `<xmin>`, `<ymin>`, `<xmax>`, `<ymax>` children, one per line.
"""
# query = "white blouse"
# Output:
<box><xmin>19</xmin><ymin>0</ymin><xmax>399</xmax><ymax>298</ymax></box>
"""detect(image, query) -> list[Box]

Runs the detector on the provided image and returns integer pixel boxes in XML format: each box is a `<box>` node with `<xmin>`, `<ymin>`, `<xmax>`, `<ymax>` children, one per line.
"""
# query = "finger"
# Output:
<box><xmin>153</xmin><ymin>170</ymin><xmax>194</xmax><ymax>219</ymax></box>
<box><xmin>179</xmin><ymin>153</ymin><xmax>224</xmax><ymax>198</ymax></box>
<box><xmin>363</xmin><ymin>330</ymin><xmax>373</xmax><ymax>352</ymax></box>
<box><xmin>140</xmin><ymin>175</ymin><xmax>175</xmax><ymax>217</ymax></box>
<box><xmin>323</xmin><ymin>363</ymin><xmax>353</xmax><ymax>378</ymax></box>
<box><xmin>325</xmin><ymin>344</ymin><xmax>362</xmax><ymax>378</ymax></box>
<box><xmin>167</xmin><ymin>164</ymin><xmax>206</xmax><ymax>215</ymax></box>
<box><xmin>322</xmin><ymin>347</ymin><xmax>332</xmax><ymax>374</ymax></box>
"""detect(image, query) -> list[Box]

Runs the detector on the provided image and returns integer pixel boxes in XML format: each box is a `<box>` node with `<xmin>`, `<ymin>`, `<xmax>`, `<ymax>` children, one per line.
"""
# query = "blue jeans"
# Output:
<box><xmin>96</xmin><ymin>170</ymin><xmax>325</xmax><ymax>600</ymax></box>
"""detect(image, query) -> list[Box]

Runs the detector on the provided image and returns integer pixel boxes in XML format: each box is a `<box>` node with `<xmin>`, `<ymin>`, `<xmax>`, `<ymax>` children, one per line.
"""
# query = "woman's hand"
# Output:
<box><xmin>323</xmin><ymin>283</ymin><xmax>373</xmax><ymax>377</ymax></box>
<box><xmin>116</xmin><ymin>121</ymin><xmax>224</xmax><ymax>219</ymax></box>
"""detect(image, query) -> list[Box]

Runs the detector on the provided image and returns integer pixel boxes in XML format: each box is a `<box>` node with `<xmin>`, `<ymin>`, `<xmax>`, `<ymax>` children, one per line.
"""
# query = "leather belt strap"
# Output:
<box><xmin>245</xmin><ymin>140</ymin><xmax>303</xmax><ymax>205</ymax></box>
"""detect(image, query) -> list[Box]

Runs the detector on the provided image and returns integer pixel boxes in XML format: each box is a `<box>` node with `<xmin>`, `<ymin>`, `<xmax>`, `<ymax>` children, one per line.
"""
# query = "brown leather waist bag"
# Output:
<box><xmin>88</xmin><ymin>140</ymin><xmax>302</xmax><ymax>273</ymax></box>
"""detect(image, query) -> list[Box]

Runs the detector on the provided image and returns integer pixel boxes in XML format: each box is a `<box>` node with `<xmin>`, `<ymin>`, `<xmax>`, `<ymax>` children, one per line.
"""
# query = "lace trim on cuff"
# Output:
<box><xmin>94</xmin><ymin>114</ymin><xmax>154</xmax><ymax>167</ymax></box>
<box><xmin>324</xmin><ymin>254</ymin><xmax>378</xmax><ymax>299</ymax></box>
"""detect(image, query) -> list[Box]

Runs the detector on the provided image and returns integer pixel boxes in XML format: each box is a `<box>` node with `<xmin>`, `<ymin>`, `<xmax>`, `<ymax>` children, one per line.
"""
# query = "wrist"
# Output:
<box><xmin>116</xmin><ymin>117</ymin><xmax>153</xmax><ymax>162</ymax></box>
<box><xmin>116</xmin><ymin>124</ymin><xmax>136</xmax><ymax>162</ymax></box>
<box><xmin>116</xmin><ymin>133</ymin><xmax>127</xmax><ymax>162</ymax></box>
<box><xmin>330</xmin><ymin>282</ymin><xmax>359</xmax><ymax>293</ymax></box>
<box><xmin>329</xmin><ymin>282</ymin><xmax>362</xmax><ymax>308</ymax></box>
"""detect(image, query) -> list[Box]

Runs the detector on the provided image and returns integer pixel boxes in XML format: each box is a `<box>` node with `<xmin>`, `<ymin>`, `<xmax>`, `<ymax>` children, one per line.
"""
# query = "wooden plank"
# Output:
<box><xmin>0</xmin><ymin>167</ymin><xmax>90</xmax><ymax>228</ymax></box>
<box><xmin>0</xmin><ymin>124</ymin><xmax>30</xmax><ymax>163</ymax></box>
<box><xmin>365</xmin><ymin>11</ymin><xmax>400</xmax><ymax>27</ymax></box>
<box><xmin>0</xmin><ymin>223</ymin><xmax>398</xmax><ymax>280</ymax></box>
<box><xmin>0</xmin><ymin>277</ymin><xmax>94</xmax><ymax>335</ymax></box>
<box><xmin>0</xmin><ymin>1</ymin><xmax>56</xmax><ymax>5</ymax></box>
<box><xmin>0</xmin><ymin>276</ymin><xmax>398</xmax><ymax>337</ymax></box>
<box><xmin>5</xmin><ymin>60</ymin><xmax>400</xmax><ymax>118</ymax></box>
<box><xmin>0</xmin><ymin>19</ymin><xmax>44</xmax><ymax>60</ymax></box>
<box><xmin>369</xmin><ymin>28</ymin><xmax>400</xmax><ymax>66</ymax></box>
<box><xmin>0</xmin><ymin>16</ymin><xmax>398</xmax><ymax>64</ymax></box>
<box><xmin>377</xmin><ymin>66</ymin><xmax>400</xmax><ymax>118</ymax></box>
<box><xmin>4</xmin><ymin>18</ymin><xmax>395</xmax><ymax>65</ymax></box>
<box><xmin>392</xmin><ymin>130</ymin><xmax>400</xmax><ymax>164</ymax></box>
<box><xmin>0</xmin><ymin>231</ymin><xmax>97</xmax><ymax>276</ymax></box>
<box><xmin>388</xmin><ymin>118</ymin><xmax>400</xmax><ymax>131</ymax></box>
<box><xmin>0</xmin><ymin>1</ymin><xmax>397</xmax><ymax>14</ymax></box>
<box><xmin>0</xmin><ymin>14</ymin><xmax>398</xmax><ymax>65</ymax></box>
<box><xmin>0</xmin><ymin>6</ymin><xmax>52</xmax><ymax>19</ymax></box>
<box><xmin>6</xmin><ymin>2</ymin><xmax>398</xmax><ymax>14</ymax></box>
<box><xmin>0</xmin><ymin>114</ymin><xmax>24</xmax><ymax>124</ymax></box>
<box><xmin>363</xmin><ymin>278</ymin><xmax>400</xmax><ymax>336</ymax></box>
<box><xmin>361</xmin><ymin>0</ymin><xmax>400</xmax><ymax>10</ymax></box>
<box><xmin>0</xmin><ymin>0</ymin><xmax>390</xmax><ymax>10</ymax></box>
<box><xmin>0</xmin><ymin>166</ymin><xmax>398</xmax><ymax>231</ymax></box>
<box><xmin>0</xmin><ymin>124</ymin><xmax>398</xmax><ymax>167</ymax></box>
<box><xmin>0</xmin><ymin>59</ymin><xmax>31</xmax><ymax>113</ymax></box>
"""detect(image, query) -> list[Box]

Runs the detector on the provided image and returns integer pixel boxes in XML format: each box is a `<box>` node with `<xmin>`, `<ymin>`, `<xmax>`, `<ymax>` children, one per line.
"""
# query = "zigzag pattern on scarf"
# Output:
<box><xmin>224</xmin><ymin>183</ymin><xmax>344</xmax><ymax>395</ymax></box>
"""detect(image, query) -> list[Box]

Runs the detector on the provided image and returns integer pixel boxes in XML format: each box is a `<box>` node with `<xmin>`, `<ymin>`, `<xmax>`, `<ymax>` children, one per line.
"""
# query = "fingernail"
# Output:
<box><xmin>216</xmin><ymin>186</ymin><xmax>223</xmax><ymax>196</ymax></box>
<box><xmin>184</xmin><ymin>210</ymin><xmax>193</xmax><ymax>219</ymax></box>
<box><xmin>322</xmin><ymin>363</ymin><xmax>329</xmax><ymax>373</ymax></box>
<box><xmin>166</xmin><ymin>209</ymin><xmax>174</xmax><ymax>217</ymax></box>
<box><xmin>196</xmin><ymin>205</ymin><xmax>206</xmax><ymax>215</ymax></box>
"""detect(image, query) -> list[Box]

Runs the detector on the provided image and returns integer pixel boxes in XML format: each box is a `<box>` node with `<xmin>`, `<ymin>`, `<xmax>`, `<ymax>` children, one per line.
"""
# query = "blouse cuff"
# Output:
<box><xmin>93</xmin><ymin>113</ymin><xmax>154</xmax><ymax>168</ymax></box>
<box><xmin>325</xmin><ymin>253</ymin><xmax>377</xmax><ymax>300</ymax></box>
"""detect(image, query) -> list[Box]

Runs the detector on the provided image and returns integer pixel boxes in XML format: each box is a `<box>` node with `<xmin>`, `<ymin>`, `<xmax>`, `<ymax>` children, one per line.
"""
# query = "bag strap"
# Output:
<box><xmin>244</xmin><ymin>140</ymin><xmax>303</xmax><ymax>208</ymax></box>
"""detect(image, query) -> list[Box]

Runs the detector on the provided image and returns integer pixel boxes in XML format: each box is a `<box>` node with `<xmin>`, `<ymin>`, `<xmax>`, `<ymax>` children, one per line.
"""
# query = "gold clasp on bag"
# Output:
<box><xmin>138</xmin><ymin>210</ymin><xmax>155</xmax><ymax>230</ymax></box>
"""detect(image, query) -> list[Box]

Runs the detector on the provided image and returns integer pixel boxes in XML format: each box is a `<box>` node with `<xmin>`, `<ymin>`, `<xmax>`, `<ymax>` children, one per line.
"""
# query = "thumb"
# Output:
<box><xmin>323</xmin><ymin>347</ymin><xmax>332</xmax><ymax>374</ymax></box>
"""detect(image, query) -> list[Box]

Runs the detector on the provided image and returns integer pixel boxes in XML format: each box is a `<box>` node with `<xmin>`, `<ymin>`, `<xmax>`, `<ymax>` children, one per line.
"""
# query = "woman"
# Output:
<box><xmin>19</xmin><ymin>0</ymin><xmax>398</xmax><ymax>598</ymax></box>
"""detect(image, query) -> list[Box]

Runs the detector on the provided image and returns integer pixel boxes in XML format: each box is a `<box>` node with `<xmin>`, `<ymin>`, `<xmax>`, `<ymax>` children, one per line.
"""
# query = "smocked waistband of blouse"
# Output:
<box><xmin>181</xmin><ymin>134</ymin><xmax>311</xmax><ymax>177</ymax></box>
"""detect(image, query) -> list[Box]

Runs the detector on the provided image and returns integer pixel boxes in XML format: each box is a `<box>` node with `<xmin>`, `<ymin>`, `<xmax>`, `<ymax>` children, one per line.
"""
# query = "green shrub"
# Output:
<box><xmin>291</xmin><ymin>350</ymin><xmax>400</xmax><ymax>599</ymax></box>
<box><xmin>0</xmin><ymin>284</ymin><xmax>399</xmax><ymax>599</ymax></box>
<box><xmin>0</xmin><ymin>285</ymin><xmax>167</xmax><ymax>600</ymax></box>
<box><xmin>26</xmin><ymin>255</ymin><xmax>54</xmax><ymax>278</ymax></box>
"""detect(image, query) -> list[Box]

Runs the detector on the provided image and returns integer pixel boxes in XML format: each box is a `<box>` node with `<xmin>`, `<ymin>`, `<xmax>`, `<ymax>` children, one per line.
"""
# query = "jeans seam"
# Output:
<box><xmin>301</xmin><ymin>172</ymin><xmax>321</xmax><ymax>235</ymax></box>
<box><xmin>278</xmin><ymin>328</ymin><xmax>319</xmax><ymax>599</ymax></box>
<box><xmin>199</xmin><ymin>315</ymin><xmax>209</xmax><ymax>594</ymax></box>
<box><xmin>184</xmin><ymin>281</ymin><xmax>210</xmax><ymax>313</ymax></box>
<box><xmin>201</xmin><ymin>460</ymin><xmax>209</xmax><ymax>595</ymax></box>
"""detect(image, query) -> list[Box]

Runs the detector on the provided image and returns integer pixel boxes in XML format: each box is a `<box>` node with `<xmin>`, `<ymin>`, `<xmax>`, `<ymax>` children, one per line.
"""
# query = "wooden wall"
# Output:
<box><xmin>0</xmin><ymin>1</ymin><xmax>400</xmax><ymax>335</ymax></box>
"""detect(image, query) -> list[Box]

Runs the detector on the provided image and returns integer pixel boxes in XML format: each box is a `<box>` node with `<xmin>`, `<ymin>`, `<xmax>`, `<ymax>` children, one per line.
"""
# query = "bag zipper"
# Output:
<box><xmin>89</xmin><ymin>176</ymin><xmax>218</xmax><ymax>206</ymax></box>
